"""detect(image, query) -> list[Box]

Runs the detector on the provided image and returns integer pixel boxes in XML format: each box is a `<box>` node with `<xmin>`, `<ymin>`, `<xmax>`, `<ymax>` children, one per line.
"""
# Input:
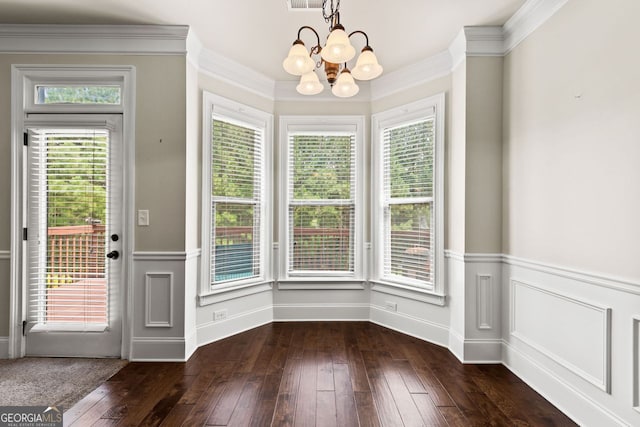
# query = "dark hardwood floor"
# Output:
<box><xmin>65</xmin><ymin>322</ymin><xmax>576</xmax><ymax>426</ymax></box>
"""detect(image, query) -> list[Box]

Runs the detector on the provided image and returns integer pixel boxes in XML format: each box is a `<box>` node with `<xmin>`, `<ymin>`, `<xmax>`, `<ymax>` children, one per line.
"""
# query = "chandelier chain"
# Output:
<box><xmin>322</xmin><ymin>0</ymin><xmax>340</xmax><ymax>24</ymax></box>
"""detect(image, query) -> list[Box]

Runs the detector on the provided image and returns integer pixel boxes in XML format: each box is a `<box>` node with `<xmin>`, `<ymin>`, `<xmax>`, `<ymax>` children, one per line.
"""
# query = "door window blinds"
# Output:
<box><xmin>382</xmin><ymin>118</ymin><xmax>435</xmax><ymax>287</ymax></box>
<box><xmin>27</xmin><ymin>128</ymin><xmax>110</xmax><ymax>325</ymax></box>
<box><xmin>288</xmin><ymin>133</ymin><xmax>355</xmax><ymax>274</ymax></box>
<box><xmin>210</xmin><ymin>118</ymin><xmax>263</xmax><ymax>284</ymax></box>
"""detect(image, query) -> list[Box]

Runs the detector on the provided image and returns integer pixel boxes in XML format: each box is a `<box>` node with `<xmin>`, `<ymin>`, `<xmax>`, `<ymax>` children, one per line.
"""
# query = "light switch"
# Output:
<box><xmin>137</xmin><ymin>209</ymin><xmax>150</xmax><ymax>226</ymax></box>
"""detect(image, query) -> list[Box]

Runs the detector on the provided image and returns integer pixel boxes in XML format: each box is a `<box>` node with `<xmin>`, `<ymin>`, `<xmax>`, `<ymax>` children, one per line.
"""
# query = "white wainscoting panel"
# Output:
<box><xmin>197</xmin><ymin>306</ymin><xmax>273</xmax><ymax>347</ymax></box>
<box><xmin>634</xmin><ymin>316</ymin><xmax>640</xmax><ymax>412</ymax></box>
<box><xmin>510</xmin><ymin>279</ymin><xmax>611</xmax><ymax>393</ymax></box>
<box><xmin>502</xmin><ymin>256</ymin><xmax>640</xmax><ymax>427</ymax></box>
<box><xmin>131</xmin><ymin>251</ymin><xmax>192</xmax><ymax>361</ymax></box>
<box><xmin>145</xmin><ymin>272</ymin><xmax>174</xmax><ymax>328</ymax></box>
<box><xmin>476</xmin><ymin>274</ymin><xmax>493</xmax><ymax>330</ymax></box>
<box><xmin>130</xmin><ymin>337</ymin><xmax>190</xmax><ymax>362</ymax></box>
<box><xmin>196</xmin><ymin>284</ymin><xmax>273</xmax><ymax>347</ymax></box>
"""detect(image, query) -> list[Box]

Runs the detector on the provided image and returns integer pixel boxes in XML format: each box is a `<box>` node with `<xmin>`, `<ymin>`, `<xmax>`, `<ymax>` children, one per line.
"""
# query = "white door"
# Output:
<box><xmin>24</xmin><ymin>115</ymin><xmax>123</xmax><ymax>357</ymax></box>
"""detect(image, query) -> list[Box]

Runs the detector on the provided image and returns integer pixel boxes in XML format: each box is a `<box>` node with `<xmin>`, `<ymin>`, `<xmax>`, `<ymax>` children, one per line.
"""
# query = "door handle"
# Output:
<box><xmin>106</xmin><ymin>250</ymin><xmax>120</xmax><ymax>260</ymax></box>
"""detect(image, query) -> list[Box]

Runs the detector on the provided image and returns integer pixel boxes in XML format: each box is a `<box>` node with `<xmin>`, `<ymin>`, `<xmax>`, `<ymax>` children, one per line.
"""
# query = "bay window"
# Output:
<box><xmin>280</xmin><ymin>117</ymin><xmax>364</xmax><ymax>281</ymax></box>
<box><xmin>372</xmin><ymin>94</ymin><xmax>444</xmax><ymax>295</ymax></box>
<box><xmin>202</xmin><ymin>93</ymin><xmax>272</xmax><ymax>294</ymax></box>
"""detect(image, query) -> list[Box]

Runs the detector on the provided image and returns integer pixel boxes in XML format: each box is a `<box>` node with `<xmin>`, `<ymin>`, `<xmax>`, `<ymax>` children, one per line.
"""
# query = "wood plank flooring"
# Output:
<box><xmin>65</xmin><ymin>322</ymin><xmax>577</xmax><ymax>426</ymax></box>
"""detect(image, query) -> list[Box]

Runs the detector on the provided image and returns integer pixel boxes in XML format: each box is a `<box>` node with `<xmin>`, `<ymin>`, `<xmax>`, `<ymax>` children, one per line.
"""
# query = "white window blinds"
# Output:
<box><xmin>382</xmin><ymin>118</ymin><xmax>435</xmax><ymax>287</ymax></box>
<box><xmin>210</xmin><ymin>117</ymin><xmax>263</xmax><ymax>284</ymax></box>
<box><xmin>27</xmin><ymin>128</ymin><xmax>110</xmax><ymax>326</ymax></box>
<box><xmin>288</xmin><ymin>133</ymin><xmax>355</xmax><ymax>274</ymax></box>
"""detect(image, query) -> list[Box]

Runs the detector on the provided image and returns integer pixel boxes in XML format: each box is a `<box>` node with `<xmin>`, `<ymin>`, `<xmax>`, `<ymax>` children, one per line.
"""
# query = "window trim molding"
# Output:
<box><xmin>278</xmin><ymin>115</ymin><xmax>365</xmax><ymax>283</ymax></box>
<box><xmin>200</xmin><ymin>92</ymin><xmax>273</xmax><ymax>304</ymax></box>
<box><xmin>371</xmin><ymin>93</ymin><xmax>446</xmax><ymax>298</ymax></box>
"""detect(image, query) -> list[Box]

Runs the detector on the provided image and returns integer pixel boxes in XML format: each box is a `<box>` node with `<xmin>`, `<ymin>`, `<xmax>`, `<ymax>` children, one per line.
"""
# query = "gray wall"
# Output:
<box><xmin>0</xmin><ymin>53</ymin><xmax>188</xmax><ymax>336</ymax></box>
<box><xmin>503</xmin><ymin>0</ymin><xmax>640</xmax><ymax>281</ymax></box>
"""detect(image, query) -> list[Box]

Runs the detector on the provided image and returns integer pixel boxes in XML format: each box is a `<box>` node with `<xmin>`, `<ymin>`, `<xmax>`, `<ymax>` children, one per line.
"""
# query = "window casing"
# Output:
<box><xmin>372</xmin><ymin>94</ymin><xmax>445</xmax><ymax>296</ymax></box>
<box><xmin>201</xmin><ymin>93</ymin><xmax>272</xmax><ymax>296</ymax></box>
<box><xmin>280</xmin><ymin>117</ymin><xmax>364</xmax><ymax>281</ymax></box>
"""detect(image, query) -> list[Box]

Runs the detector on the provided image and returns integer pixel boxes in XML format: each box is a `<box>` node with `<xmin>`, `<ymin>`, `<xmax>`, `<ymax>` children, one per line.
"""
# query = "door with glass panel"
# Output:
<box><xmin>24</xmin><ymin>115</ymin><xmax>122</xmax><ymax>357</ymax></box>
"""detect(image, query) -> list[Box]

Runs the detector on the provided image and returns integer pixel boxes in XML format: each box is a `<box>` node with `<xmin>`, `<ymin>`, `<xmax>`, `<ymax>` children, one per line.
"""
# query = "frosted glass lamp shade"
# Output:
<box><xmin>321</xmin><ymin>27</ymin><xmax>356</xmax><ymax>64</ymax></box>
<box><xmin>296</xmin><ymin>71</ymin><xmax>324</xmax><ymax>95</ymax></box>
<box><xmin>283</xmin><ymin>42</ymin><xmax>315</xmax><ymax>76</ymax></box>
<box><xmin>351</xmin><ymin>48</ymin><xmax>383</xmax><ymax>80</ymax></box>
<box><xmin>332</xmin><ymin>69</ymin><xmax>359</xmax><ymax>98</ymax></box>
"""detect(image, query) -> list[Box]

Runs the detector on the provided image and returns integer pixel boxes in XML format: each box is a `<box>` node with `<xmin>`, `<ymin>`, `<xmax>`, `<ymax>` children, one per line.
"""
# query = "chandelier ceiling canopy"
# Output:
<box><xmin>282</xmin><ymin>0</ymin><xmax>383</xmax><ymax>98</ymax></box>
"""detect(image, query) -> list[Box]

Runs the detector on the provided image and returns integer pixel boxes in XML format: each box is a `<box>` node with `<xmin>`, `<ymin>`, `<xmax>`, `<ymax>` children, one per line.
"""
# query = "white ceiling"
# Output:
<box><xmin>0</xmin><ymin>0</ymin><xmax>526</xmax><ymax>80</ymax></box>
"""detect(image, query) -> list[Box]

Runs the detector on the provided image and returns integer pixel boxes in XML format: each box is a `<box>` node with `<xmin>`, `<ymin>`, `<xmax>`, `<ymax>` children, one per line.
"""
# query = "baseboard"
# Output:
<box><xmin>448</xmin><ymin>330</ymin><xmax>502</xmax><ymax>363</ymax></box>
<box><xmin>502</xmin><ymin>340</ymin><xmax>628</xmax><ymax>427</ymax></box>
<box><xmin>273</xmin><ymin>304</ymin><xmax>370</xmax><ymax>321</ymax></box>
<box><xmin>197</xmin><ymin>305</ymin><xmax>273</xmax><ymax>348</ymax></box>
<box><xmin>0</xmin><ymin>336</ymin><xmax>9</xmax><ymax>358</ymax></box>
<box><xmin>130</xmin><ymin>337</ymin><xmax>192</xmax><ymax>362</ymax></box>
<box><xmin>369</xmin><ymin>305</ymin><xmax>449</xmax><ymax>348</ymax></box>
<box><xmin>185</xmin><ymin>330</ymin><xmax>198</xmax><ymax>361</ymax></box>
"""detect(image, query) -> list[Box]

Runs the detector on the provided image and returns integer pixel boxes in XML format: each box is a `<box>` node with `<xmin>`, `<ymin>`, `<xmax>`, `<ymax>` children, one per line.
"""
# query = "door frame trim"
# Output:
<box><xmin>10</xmin><ymin>64</ymin><xmax>136</xmax><ymax>359</ymax></box>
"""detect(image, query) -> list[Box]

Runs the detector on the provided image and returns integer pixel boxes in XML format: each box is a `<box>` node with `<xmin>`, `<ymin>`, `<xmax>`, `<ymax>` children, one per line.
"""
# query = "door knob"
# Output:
<box><xmin>106</xmin><ymin>250</ymin><xmax>120</xmax><ymax>260</ymax></box>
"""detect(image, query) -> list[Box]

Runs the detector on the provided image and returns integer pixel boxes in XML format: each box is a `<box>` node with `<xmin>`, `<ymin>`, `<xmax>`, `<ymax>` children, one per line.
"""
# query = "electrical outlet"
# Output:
<box><xmin>385</xmin><ymin>301</ymin><xmax>397</xmax><ymax>312</ymax></box>
<box><xmin>214</xmin><ymin>309</ymin><xmax>227</xmax><ymax>321</ymax></box>
<box><xmin>137</xmin><ymin>209</ymin><xmax>150</xmax><ymax>226</ymax></box>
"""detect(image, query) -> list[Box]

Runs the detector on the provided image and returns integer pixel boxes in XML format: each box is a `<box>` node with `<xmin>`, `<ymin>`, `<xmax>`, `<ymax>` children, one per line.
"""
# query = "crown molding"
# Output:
<box><xmin>369</xmin><ymin>50</ymin><xmax>452</xmax><ymax>101</ymax></box>
<box><xmin>0</xmin><ymin>24</ymin><xmax>189</xmax><ymax>55</ymax></box>
<box><xmin>190</xmin><ymin>32</ymin><xmax>276</xmax><ymax>101</ymax></box>
<box><xmin>503</xmin><ymin>0</ymin><xmax>569</xmax><ymax>54</ymax></box>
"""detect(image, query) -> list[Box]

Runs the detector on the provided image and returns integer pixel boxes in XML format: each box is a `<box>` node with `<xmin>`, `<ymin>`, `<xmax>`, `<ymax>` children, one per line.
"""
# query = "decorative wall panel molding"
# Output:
<box><xmin>476</xmin><ymin>274</ymin><xmax>493</xmax><ymax>330</ymax></box>
<box><xmin>510</xmin><ymin>279</ymin><xmax>611</xmax><ymax>393</ymax></box>
<box><xmin>634</xmin><ymin>316</ymin><xmax>640</xmax><ymax>412</ymax></box>
<box><xmin>144</xmin><ymin>272</ymin><xmax>174</xmax><ymax>328</ymax></box>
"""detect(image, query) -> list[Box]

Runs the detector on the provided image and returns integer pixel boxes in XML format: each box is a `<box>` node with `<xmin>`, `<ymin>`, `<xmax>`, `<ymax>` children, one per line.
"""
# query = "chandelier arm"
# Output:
<box><xmin>297</xmin><ymin>25</ymin><xmax>321</xmax><ymax>48</ymax></box>
<box><xmin>348</xmin><ymin>30</ymin><xmax>370</xmax><ymax>47</ymax></box>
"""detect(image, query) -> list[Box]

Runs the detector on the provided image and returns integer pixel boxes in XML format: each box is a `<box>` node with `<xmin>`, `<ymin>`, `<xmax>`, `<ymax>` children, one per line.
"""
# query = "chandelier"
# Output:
<box><xmin>282</xmin><ymin>0</ymin><xmax>383</xmax><ymax>98</ymax></box>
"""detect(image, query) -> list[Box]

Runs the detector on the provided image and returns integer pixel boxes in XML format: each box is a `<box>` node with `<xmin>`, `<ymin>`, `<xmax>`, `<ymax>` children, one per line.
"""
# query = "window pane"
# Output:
<box><xmin>291</xmin><ymin>134</ymin><xmax>353</xmax><ymax>200</ymax></box>
<box><xmin>212</xmin><ymin>120</ymin><xmax>258</xmax><ymax>198</ymax></box>
<box><xmin>29</xmin><ymin>129</ymin><xmax>109</xmax><ymax>325</ymax></box>
<box><xmin>386</xmin><ymin>202</ymin><xmax>432</xmax><ymax>284</ymax></box>
<box><xmin>212</xmin><ymin>202</ymin><xmax>259</xmax><ymax>283</ymax></box>
<box><xmin>36</xmin><ymin>85</ymin><xmax>121</xmax><ymax>105</ymax></box>
<box><xmin>385</xmin><ymin>119</ymin><xmax>434</xmax><ymax>198</ymax></box>
<box><xmin>290</xmin><ymin>205</ymin><xmax>353</xmax><ymax>272</ymax></box>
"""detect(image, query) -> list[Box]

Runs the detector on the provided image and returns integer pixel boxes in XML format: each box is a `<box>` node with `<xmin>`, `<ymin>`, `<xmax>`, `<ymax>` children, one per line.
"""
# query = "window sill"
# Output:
<box><xmin>277</xmin><ymin>278</ymin><xmax>366</xmax><ymax>290</ymax></box>
<box><xmin>369</xmin><ymin>280</ymin><xmax>446</xmax><ymax>306</ymax></box>
<box><xmin>198</xmin><ymin>280</ymin><xmax>273</xmax><ymax>306</ymax></box>
<box><xmin>30</xmin><ymin>323</ymin><xmax>108</xmax><ymax>333</ymax></box>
